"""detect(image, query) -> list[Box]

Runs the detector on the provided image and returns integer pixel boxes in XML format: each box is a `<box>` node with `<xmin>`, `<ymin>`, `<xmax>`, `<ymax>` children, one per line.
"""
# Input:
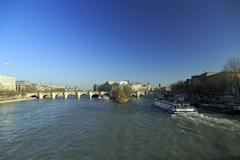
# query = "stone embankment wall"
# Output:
<box><xmin>0</xmin><ymin>95</ymin><xmax>29</xmax><ymax>101</ymax></box>
<box><xmin>0</xmin><ymin>95</ymin><xmax>34</xmax><ymax>104</ymax></box>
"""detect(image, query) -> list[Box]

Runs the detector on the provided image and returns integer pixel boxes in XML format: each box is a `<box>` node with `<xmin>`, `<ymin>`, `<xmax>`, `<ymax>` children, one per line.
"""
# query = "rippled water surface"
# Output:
<box><xmin>0</xmin><ymin>97</ymin><xmax>240</xmax><ymax>160</ymax></box>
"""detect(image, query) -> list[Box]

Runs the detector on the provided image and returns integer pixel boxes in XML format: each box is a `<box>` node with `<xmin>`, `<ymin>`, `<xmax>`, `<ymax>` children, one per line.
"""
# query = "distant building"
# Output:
<box><xmin>96</xmin><ymin>80</ymin><xmax>150</xmax><ymax>93</ymax></box>
<box><xmin>130</xmin><ymin>82</ymin><xmax>150</xmax><ymax>93</ymax></box>
<box><xmin>160</xmin><ymin>86</ymin><xmax>172</xmax><ymax>93</ymax></box>
<box><xmin>171</xmin><ymin>71</ymin><xmax>240</xmax><ymax>102</ymax></box>
<box><xmin>16</xmin><ymin>81</ymin><xmax>31</xmax><ymax>94</ymax></box>
<box><xmin>16</xmin><ymin>81</ymin><xmax>65</xmax><ymax>93</ymax></box>
<box><xmin>191</xmin><ymin>72</ymin><xmax>219</xmax><ymax>85</ymax></box>
<box><xmin>106</xmin><ymin>80</ymin><xmax>116</xmax><ymax>85</ymax></box>
<box><xmin>197</xmin><ymin>71</ymin><xmax>239</xmax><ymax>96</ymax></box>
<box><xmin>0</xmin><ymin>75</ymin><xmax>16</xmax><ymax>91</ymax></box>
<box><xmin>119</xmin><ymin>81</ymin><xmax>129</xmax><ymax>85</ymax></box>
<box><xmin>96</xmin><ymin>80</ymin><xmax>119</xmax><ymax>92</ymax></box>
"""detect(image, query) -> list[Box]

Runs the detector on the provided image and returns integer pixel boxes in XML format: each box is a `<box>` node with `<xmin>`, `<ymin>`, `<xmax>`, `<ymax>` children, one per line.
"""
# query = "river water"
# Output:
<box><xmin>0</xmin><ymin>97</ymin><xmax>240</xmax><ymax>160</ymax></box>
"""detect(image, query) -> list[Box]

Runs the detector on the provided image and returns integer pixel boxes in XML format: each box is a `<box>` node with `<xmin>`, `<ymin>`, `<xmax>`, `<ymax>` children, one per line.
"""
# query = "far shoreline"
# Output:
<box><xmin>0</xmin><ymin>98</ymin><xmax>35</xmax><ymax>105</ymax></box>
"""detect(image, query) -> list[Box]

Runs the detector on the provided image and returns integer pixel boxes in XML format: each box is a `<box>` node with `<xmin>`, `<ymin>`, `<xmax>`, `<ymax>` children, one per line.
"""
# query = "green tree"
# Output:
<box><xmin>112</xmin><ymin>85</ymin><xmax>132</xmax><ymax>103</ymax></box>
<box><xmin>123</xmin><ymin>85</ymin><xmax>132</xmax><ymax>98</ymax></box>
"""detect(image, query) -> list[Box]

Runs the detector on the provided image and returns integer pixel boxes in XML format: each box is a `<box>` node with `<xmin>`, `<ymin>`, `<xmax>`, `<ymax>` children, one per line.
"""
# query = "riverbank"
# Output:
<box><xmin>0</xmin><ymin>98</ymin><xmax>35</xmax><ymax>105</ymax></box>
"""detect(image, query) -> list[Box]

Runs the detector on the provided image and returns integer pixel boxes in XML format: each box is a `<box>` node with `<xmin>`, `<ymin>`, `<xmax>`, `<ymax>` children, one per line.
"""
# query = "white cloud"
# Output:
<box><xmin>0</xmin><ymin>61</ymin><xmax>16</xmax><ymax>66</ymax></box>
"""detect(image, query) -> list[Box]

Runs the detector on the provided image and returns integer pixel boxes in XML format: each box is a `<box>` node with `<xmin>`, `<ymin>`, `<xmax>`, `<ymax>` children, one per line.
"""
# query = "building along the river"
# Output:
<box><xmin>16</xmin><ymin>81</ymin><xmax>66</xmax><ymax>94</ymax></box>
<box><xmin>0</xmin><ymin>75</ymin><xmax>16</xmax><ymax>91</ymax></box>
<box><xmin>130</xmin><ymin>82</ymin><xmax>151</xmax><ymax>93</ymax></box>
<box><xmin>94</xmin><ymin>80</ymin><xmax>119</xmax><ymax>92</ymax></box>
<box><xmin>171</xmin><ymin>71</ymin><xmax>240</xmax><ymax>103</ymax></box>
<box><xmin>159</xmin><ymin>86</ymin><xmax>172</xmax><ymax>93</ymax></box>
<box><xmin>94</xmin><ymin>80</ymin><xmax>150</xmax><ymax>93</ymax></box>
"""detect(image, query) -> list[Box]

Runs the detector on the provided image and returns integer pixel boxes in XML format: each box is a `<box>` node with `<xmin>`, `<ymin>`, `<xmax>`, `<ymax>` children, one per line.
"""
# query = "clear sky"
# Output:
<box><xmin>0</xmin><ymin>0</ymin><xmax>240</xmax><ymax>89</ymax></box>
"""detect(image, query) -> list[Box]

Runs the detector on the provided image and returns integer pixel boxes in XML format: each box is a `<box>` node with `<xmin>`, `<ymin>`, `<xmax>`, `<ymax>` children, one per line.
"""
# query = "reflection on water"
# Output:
<box><xmin>0</xmin><ymin>105</ymin><xmax>16</xmax><ymax>133</ymax></box>
<box><xmin>0</xmin><ymin>97</ymin><xmax>240</xmax><ymax>160</ymax></box>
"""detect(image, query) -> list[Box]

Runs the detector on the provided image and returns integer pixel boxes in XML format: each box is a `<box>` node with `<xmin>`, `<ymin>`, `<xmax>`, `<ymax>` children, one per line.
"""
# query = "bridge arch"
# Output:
<box><xmin>137</xmin><ymin>91</ymin><xmax>145</xmax><ymax>98</ymax></box>
<box><xmin>131</xmin><ymin>93</ymin><xmax>137</xmax><ymax>97</ymax></box>
<box><xmin>131</xmin><ymin>91</ymin><xmax>145</xmax><ymax>98</ymax></box>
<box><xmin>89</xmin><ymin>91</ymin><xmax>100</xmax><ymax>99</ymax></box>
<box><xmin>43</xmin><ymin>93</ymin><xmax>52</xmax><ymax>99</ymax></box>
<box><xmin>79</xmin><ymin>93</ymin><xmax>90</xmax><ymax>99</ymax></box>
<box><xmin>25</xmin><ymin>93</ymin><xmax>39</xmax><ymax>99</ymax></box>
<box><xmin>139</xmin><ymin>93</ymin><xmax>144</xmax><ymax>97</ymax></box>
<box><xmin>43</xmin><ymin>95</ymin><xmax>50</xmax><ymax>99</ymax></box>
<box><xmin>30</xmin><ymin>94</ymin><xmax>39</xmax><ymax>99</ymax></box>
<box><xmin>91</xmin><ymin>94</ymin><xmax>99</xmax><ymax>98</ymax></box>
<box><xmin>55</xmin><ymin>94</ymin><xmax>63</xmax><ymax>99</ymax></box>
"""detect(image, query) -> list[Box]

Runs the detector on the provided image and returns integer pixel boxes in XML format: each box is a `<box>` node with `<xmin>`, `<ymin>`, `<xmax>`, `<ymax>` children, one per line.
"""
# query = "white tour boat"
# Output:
<box><xmin>102</xmin><ymin>95</ymin><xmax>110</xmax><ymax>101</ymax></box>
<box><xmin>154</xmin><ymin>100</ymin><xmax>197</xmax><ymax>113</ymax></box>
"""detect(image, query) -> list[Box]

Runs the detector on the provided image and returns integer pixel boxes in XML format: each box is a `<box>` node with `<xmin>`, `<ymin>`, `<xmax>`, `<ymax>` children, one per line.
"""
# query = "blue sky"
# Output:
<box><xmin>0</xmin><ymin>0</ymin><xmax>240</xmax><ymax>89</ymax></box>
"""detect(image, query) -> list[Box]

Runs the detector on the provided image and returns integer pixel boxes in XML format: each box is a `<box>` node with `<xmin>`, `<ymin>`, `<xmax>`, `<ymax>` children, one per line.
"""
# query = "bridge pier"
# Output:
<box><xmin>64</xmin><ymin>92</ymin><xmax>68</xmax><ymax>99</ymax></box>
<box><xmin>38</xmin><ymin>93</ymin><xmax>44</xmax><ymax>99</ymax></box>
<box><xmin>88</xmin><ymin>91</ymin><xmax>102</xmax><ymax>99</ymax></box>
<box><xmin>136</xmin><ymin>91</ymin><xmax>145</xmax><ymax>99</ymax></box>
<box><xmin>51</xmin><ymin>92</ymin><xmax>56</xmax><ymax>99</ymax></box>
<box><xmin>77</xmin><ymin>92</ymin><xmax>81</xmax><ymax>99</ymax></box>
<box><xmin>136</xmin><ymin>91</ymin><xmax>140</xmax><ymax>99</ymax></box>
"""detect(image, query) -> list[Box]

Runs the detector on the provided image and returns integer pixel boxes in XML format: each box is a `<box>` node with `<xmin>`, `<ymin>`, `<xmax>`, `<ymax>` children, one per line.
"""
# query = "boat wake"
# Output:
<box><xmin>172</xmin><ymin>113</ymin><xmax>240</xmax><ymax>131</ymax></box>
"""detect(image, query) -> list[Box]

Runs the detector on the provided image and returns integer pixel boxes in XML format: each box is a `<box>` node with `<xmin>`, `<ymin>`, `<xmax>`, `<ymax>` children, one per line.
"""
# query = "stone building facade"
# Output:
<box><xmin>130</xmin><ymin>82</ymin><xmax>150</xmax><ymax>93</ymax></box>
<box><xmin>16</xmin><ymin>81</ymin><xmax>65</xmax><ymax>94</ymax></box>
<box><xmin>95</xmin><ymin>80</ymin><xmax>150</xmax><ymax>93</ymax></box>
<box><xmin>171</xmin><ymin>71</ymin><xmax>240</xmax><ymax>103</ymax></box>
<box><xmin>95</xmin><ymin>81</ymin><xmax>119</xmax><ymax>92</ymax></box>
<box><xmin>0</xmin><ymin>75</ymin><xmax>16</xmax><ymax>91</ymax></box>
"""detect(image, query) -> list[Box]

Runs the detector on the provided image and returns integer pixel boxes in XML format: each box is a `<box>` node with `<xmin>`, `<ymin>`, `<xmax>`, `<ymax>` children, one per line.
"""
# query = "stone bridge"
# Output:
<box><xmin>131</xmin><ymin>91</ymin><xmax>146</xmax><ymax>98</ymax></box>
<box><xmin>25</xmin><ymin>90</ymin><xmax>146</xmax><ymax>100</ymax></box>
<box><xmin>25</xmin><ymin>91</ymin><xmax>109</xmax><ymax>99</ymax></box>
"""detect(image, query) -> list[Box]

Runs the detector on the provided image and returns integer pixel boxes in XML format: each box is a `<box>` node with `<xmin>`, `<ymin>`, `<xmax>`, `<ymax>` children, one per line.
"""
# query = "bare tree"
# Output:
<box><xmin>224</xmin><ymin>57</ymin><xmax>240</xmax><ymax>95</ymax></box>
